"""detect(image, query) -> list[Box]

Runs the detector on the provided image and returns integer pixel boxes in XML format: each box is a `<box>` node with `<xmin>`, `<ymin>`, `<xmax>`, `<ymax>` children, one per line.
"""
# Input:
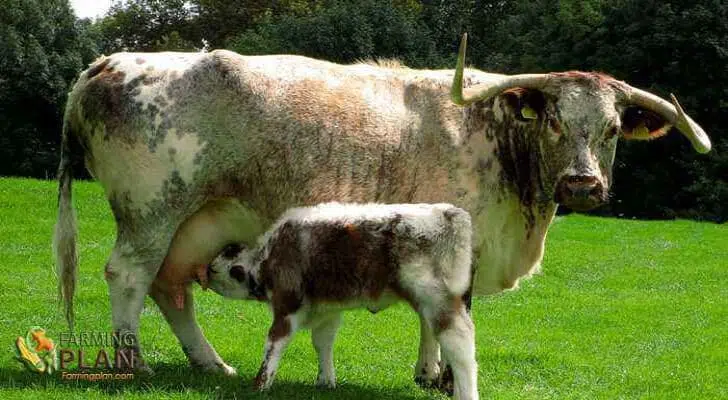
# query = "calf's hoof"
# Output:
<box><xmin>253</xmin><ymin>373</ymin><xmax>273</xmax><ymax>391</ymax></box>
<box><xmin>436</xmin><ymin>365</ymin><xmax>455</xmax><ymax>396</ymax></box>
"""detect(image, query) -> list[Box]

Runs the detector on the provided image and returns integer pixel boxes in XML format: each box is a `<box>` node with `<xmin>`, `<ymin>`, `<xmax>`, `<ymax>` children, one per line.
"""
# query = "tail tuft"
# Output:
<box><xmin>53</xmin><ymin>124</ymin><xmax>79</xmax><ymax>331</ymax></box>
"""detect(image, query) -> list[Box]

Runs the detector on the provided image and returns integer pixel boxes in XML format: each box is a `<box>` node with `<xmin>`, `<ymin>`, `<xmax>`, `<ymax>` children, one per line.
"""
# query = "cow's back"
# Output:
<box><xmin>66</xmin><ymin>50</ymin><xmax>479</xmax><ymax>223</ymax></box>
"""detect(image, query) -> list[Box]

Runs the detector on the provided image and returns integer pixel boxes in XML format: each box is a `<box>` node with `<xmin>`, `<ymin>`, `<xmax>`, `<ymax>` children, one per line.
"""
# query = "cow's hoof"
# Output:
<box><xmin>133</xmin><ymin>362</ymin><xmax>155</xmax><ymax>377</ymax></box>
<box><xmin>315</xmin><ymin>374</ymin><xmax>336</xmax><ymax>389</ymax></box>
<box><xmin>194</xmin><ymin>360</ymin><xmax>237</xmax><ymax>376</ymax></box>
<box><xmin>213</xmin><ymin>362</ymin><xmax>237</xmax><ymax>376</ymax></box>
<box><xmin>414</xmin><ymin>374</ymin><xmax>438</xmax><ymax>389</ymax></box>
<box><xmin>414</xmin><ymin>363</ymin><xmax>441</xmax><ymax>389</ymax></box>
<box><xmin>436</xmin><ymin>365</ymin><xmax>455</xmax><ymax>396</ymax></box>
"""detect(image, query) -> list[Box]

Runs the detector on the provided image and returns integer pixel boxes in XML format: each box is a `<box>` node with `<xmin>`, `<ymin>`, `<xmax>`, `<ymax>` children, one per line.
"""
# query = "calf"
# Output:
<box><xmin>207</xmin><ymin>202</ymin><xmax>478</xmax><ymax>399</ymax></box>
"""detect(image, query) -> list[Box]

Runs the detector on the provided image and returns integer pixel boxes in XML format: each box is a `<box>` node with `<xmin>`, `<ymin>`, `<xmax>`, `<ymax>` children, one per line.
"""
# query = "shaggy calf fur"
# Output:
<box><xmin>208</xmin><ymin>202</ymin><xmax>478</xmax><ymax>399</ymax></box>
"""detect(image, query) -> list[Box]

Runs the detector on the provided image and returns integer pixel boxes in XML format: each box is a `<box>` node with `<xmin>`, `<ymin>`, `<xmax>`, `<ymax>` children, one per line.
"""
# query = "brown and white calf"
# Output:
<box><xmin>207</xmin><ymin>202</ymin><xmax>477</xmax><ymax>399</ymax></box>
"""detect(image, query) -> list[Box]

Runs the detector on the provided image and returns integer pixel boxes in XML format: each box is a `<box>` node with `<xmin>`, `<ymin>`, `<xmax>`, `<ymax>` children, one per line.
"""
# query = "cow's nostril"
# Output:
<box><xmin>230</xmin><ymin>265</ymin><xmax>246</xmax><ymax>282</ymax></box>
<box><xmin>565</xmin><ymin>175</ymin><xmax>598</xmax><ymax>190</ymax></box>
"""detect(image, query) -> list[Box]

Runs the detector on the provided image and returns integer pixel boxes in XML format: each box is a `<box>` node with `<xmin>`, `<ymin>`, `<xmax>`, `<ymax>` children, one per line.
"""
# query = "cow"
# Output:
<box><xmin>53</xmin><ymin>33</ymin><xmax>711</xmax><ymax>384</ymax></box>
<box><xmin>205</xmin><ymin>202</ymin><xmax>476</xmax><ymax>398</ymax></box>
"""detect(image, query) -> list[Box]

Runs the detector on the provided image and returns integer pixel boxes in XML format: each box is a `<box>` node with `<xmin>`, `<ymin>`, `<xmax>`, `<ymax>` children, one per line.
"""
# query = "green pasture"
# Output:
<box><xmin>0</xmin><ymin>178</ymin><xmax>725</xmax><ymax>399</ymax></box>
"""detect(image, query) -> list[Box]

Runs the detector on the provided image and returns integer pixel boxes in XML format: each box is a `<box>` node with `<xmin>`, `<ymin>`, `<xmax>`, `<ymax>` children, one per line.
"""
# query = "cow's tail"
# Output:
<box><xmin>53</xmin><ymin>117</ymin><xmax>79</xmax><ymax>331</ymax></box>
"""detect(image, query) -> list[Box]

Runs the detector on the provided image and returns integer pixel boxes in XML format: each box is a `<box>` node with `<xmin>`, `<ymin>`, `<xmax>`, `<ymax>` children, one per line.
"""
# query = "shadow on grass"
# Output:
<box><xmin>0</xmin><ymin>363</ymin><xmax>430</xmax><ymax>399</ymax></box>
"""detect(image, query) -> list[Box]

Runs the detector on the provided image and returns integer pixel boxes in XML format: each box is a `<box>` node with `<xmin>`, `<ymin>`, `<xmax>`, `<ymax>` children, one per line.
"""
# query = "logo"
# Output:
<box><xmin>13</xmin><ymin>327</ymin><xmax>137</xmax><ymax>381</ymax></box>
<box><xmin>14</xmin><ymin>327</ymin><xmax>58</xmax><ymax>374</ymax></box>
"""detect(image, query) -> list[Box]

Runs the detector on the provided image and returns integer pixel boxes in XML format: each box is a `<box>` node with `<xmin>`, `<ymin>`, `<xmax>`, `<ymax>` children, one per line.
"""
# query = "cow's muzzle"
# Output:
<box><xmin>554</xmin><ymin>175</ymin><xmax>607</xmax><ymax>211</ymax></box>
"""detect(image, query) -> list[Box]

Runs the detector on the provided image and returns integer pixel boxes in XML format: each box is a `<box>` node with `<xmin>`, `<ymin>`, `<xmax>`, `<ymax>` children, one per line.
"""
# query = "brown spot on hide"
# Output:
<box><xmin>464</xmin><ymin>103</ymin><xmax>487</xmax><ymax>136</ymax></box>
<box><xmin>344</xmin><ymin>223</ymin><xmax>361</xmax><ymax>241</ymax></box>
<box><xmin>287</xmin><ymin>78</ymin><xmax>373</xmax><ymax>132</ymax></box>
<box><xmin>80</xmin><ymin>66</ymin><xmax>145</xmax><ymax>143</ymax></box>
<box><xmin>435</xmin><ymin>296</ymin><xmax>463</xmax><ymax>334</ymax></box>
<box><xmin>86</xmin><ymin>58</ymin><xmax>111</xmax><ymax>79</ymax></box>
<box><xmin>103</xmin><ymin>262</ymin><xmax>116</xmax><ymax>280</ymax></box>
<box><xmin>268</xmin><ymin>317</ymin><xmax>291</xmax><ymax>341</ymax></box>
<box><xmin>260</xmin><ymin>219</ymin><xmax>402</xmax><ymax>307</ymax></box>
<box><xmin>308</xmin><ymin>220</ymin><xmax>399</xmax><ymax>302</ymax></box>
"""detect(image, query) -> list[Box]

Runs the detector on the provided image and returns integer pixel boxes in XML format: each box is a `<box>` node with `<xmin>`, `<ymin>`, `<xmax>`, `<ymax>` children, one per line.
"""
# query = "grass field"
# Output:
<box><xmin>0</xmin><ymin>177</ymin><xmax>726</xmax><ymax>399</ymax></box>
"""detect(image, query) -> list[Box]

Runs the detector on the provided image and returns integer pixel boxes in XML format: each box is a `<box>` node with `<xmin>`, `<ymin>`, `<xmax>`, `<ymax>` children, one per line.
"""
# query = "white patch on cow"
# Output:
<box><xmin>91</xmin><ymin>128</ymin><xmax>206</xmax><ymax>210</ymax></box>
<box><xmin>106</xmin><ymin>52</ymin><xmax>203</xmax><ymax>85</ymax></box>
<box><xmin>470</xmin><ymin>198</ymin><xmax>556</xmax><ymax>295</ymax></box>
<box><xmin>155</xmin><ymin>129</ymin><xmax>204</xmax><ymax>184</ymax></box>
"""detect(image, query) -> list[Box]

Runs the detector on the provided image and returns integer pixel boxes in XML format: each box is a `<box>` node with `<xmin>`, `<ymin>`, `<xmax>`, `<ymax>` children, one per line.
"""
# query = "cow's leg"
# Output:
<box><xmin>414</xmin><ymin>312</ymin><xmax>441</xmax><ymax>388</ymax></box>
<box><xmin>149</xmin><ymin>283</ymin><xmax>236</xmax><ymax>375</ymax></box>
<box><xmin>311</xmin><ymin>313</ymin><xmax>341</xmax><ymax>388</ymax></box>
<box><xmin>434</xmin><ymin>304</ymin><xmax>478</xmax><ymax>400</ymax></box>
<box><xmin>105</xmin><ymin>237</ymin><xmax>169</xmax><ymax>373</ymax></box>
<box><xmin>254</xmin><ymin>313</ymin><xmax>299</xmax><ymax>390</ymax></box>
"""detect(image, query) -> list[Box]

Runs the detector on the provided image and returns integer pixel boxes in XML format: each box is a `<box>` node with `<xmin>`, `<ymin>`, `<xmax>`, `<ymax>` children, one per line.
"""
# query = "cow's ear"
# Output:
<box><xmin>621</xmin><ymin>106</ymin><xmax>671</xmax><ymax>140</ymax></box>
<box><xmin>502</xmin><ymin>88</ymin><xmax>546</xmax><ymax>122</ymax></box>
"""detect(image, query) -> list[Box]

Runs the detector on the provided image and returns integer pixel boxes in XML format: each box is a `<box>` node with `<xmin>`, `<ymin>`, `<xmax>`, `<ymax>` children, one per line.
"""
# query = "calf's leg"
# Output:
<box><xmin>311</xmin><ymin>313</ymin><xmax>342</xmax><ymax>388</ymax></box>
<box><xmin>254</xmin><ymin>314</ymin><xmax>299</xmax><ymax>390</ymax></box>
<box><xmin>434</xmin><ymin>305</ymin><xmax>478</xmax><ymax>400</ymax></box>
<box><xmin>414</xmin><ymin>312</ymin><xmax>441</xmax><ymax>388</ymax></box>
<box><xmin>437</xmin><ymin>278</ymin><xmax>474</xmax><ymax>394</ymax></box>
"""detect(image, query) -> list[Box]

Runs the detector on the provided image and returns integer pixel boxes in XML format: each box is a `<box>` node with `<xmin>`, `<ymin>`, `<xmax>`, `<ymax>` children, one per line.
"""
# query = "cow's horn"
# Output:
<box><xmin>451</xmin><ymin>33</ymin><xmax>550</xmax><ymax>106</ymax></box>
<box><xmin>624</xmin><ymin>87</ymin><xmax>711</xmax><ymax>153</ymax></box>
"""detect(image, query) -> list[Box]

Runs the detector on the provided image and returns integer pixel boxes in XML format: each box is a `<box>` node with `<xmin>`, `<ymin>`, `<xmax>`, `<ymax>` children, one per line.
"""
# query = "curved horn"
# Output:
<box><xmin>625</xmin><ymin>87</ymin><xmax>711</xmax><ymax>153</ymax></box>
<box><xmin>451</xmin><ymin>33</ymin><xmax>550</xmax><ymax>106</ymax></box>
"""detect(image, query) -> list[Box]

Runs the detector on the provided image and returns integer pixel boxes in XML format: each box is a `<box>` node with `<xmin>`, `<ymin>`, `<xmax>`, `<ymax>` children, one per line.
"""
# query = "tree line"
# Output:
<box><xmin>1</xmin><ymin>0</ymin><xmax>725</xmax><ymax>221</ymax></box>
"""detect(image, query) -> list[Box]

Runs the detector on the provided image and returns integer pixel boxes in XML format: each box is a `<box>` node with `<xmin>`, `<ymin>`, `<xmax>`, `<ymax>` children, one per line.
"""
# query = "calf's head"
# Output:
<box><xmin>208</xmin><ymin>243</ymin><xmax>259</xmax><ymax>299</ymax></box>
<box><xmin>452</xmin><ymin>34</ymin><xmax>711</xmax><ymax>212</ymax></box>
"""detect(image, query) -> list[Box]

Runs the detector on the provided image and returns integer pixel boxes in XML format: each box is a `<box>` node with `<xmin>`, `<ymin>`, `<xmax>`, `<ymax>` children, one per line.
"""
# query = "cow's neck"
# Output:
<box><xmin>459</xmin><ymin>100</ymin><xmax>558</xmax><ymax>295</ymax></box>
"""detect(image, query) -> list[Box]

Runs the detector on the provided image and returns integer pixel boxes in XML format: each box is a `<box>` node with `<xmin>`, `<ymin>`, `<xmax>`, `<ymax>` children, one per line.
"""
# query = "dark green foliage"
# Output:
<box><xmin>92</xmin><ymin>0</ymin><xmax>199</xmax><ymax>53</ymax></box>
<box><xmin>0</xmin><ymin>0</ymin><xmax>97</xmax><ymax>177</ymax></box>
<box><xmin>228</xmin><ymin>0</ymin><xmax>443</xmax><ymax>68</ymax></box>
<box><xmin>0</xmin><ymin>0</ymin><xmax>725</xmax><ymax>221</ymax></box>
